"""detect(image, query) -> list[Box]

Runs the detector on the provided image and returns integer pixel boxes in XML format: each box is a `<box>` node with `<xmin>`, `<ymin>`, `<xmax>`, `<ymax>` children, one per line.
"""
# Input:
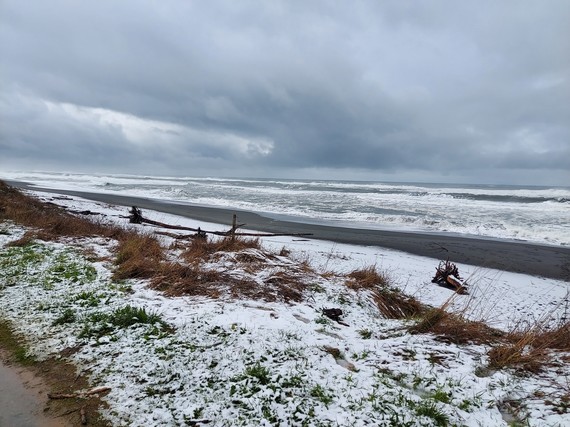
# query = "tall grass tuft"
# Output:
<box><xmin>372</xmin><ymin>289</ymin><xmax>425</xmax><ymax>319</ymax></box>
<box><xmin>410</xmin><ymin>308</ymin><xmax>502</xmax><ymax>345</ymax></box>
<box><xmin>487</xmin><ymin>317</ymin><xmax>570</xmax><ymax>373</ymax></box>
<box><xmin>182</xmin><ymin>235</ymin><xmax>261</xmax><ymax>263</ymax></box>
<box><xmin>346</xmin><ymin>265</ymin><xmax>391</xmax><ymax>290</ymax></box>
<box><xmin>409</xmin><ymin>294</ymin><xmax>502</xmax><ymax>345</ymax></box>
<box><xmin>534</xmin><ymin>320</ymin><xmax>570</xmax><ymax>351</ymax></box>
<box><xmin>347</xmin><ymin>266</ymin><xmax>425</xmax><ymax>319</ymax></box>
<box><xmin>113</xmin><ymin>232</ymin><xmax>164</xmax><ymax>280</ymax></box>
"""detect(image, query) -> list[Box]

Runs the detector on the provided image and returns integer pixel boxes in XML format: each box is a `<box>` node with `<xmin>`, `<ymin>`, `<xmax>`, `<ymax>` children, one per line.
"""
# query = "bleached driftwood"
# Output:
<box><xmin>48</xmin><ymin>386</ymin><xmax>111</xmax><ymax>400</ymax></box>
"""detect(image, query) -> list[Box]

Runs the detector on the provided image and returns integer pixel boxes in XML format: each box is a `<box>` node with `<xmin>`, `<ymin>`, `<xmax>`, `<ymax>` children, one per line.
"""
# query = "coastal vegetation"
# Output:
<box><xmin>1</xmin><ymin>180</ymin><xmax>569</xmax><ymax>426</ymax></box>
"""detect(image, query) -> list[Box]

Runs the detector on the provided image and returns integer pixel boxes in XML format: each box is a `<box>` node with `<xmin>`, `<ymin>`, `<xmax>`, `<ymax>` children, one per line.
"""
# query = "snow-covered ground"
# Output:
<box><xmin>0</xmin><ymin>190</ymin><xmax>569</xmax><ymax>426</ymax></box>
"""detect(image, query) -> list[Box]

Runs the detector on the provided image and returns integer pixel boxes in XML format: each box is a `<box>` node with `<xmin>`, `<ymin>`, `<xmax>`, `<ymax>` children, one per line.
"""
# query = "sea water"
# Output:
<box><xmin>3</xmin><ymin>171</ymin><xmax>569</xmax><ymax>246</ymax></box>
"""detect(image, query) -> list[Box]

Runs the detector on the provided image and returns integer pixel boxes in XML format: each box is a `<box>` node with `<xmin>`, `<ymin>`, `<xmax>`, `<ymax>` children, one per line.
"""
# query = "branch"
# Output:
<box><xmin>48</xmin><ymin>386</ymin><xmax>111</xmax><ymax>400</ymax></box>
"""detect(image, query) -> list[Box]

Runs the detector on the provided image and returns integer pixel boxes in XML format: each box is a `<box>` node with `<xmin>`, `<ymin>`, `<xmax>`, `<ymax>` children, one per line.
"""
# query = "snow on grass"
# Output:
<box><xmin>1</xmin><ymin>194</ymin><xmax>569</xmax><ymax>426</ymax></box>
<box><xmin>28</xmin><ymin>190</ymin><xmax>570</xmax><ymax>331</ymax></box>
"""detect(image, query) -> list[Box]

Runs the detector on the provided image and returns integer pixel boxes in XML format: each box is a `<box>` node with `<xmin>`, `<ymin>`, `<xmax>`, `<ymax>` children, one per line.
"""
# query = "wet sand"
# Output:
<box><xmin>8</xmin><ymin>181</ymin><xmax>570</xmax><ymax>281</ymax></box>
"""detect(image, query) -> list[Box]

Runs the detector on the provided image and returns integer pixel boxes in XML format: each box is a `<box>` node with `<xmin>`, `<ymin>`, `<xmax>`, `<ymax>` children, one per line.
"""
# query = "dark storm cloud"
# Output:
<box><xmin>1</xmin><ymin>1</ymin><xmax>568</xmax><ymax>184</ymax></box>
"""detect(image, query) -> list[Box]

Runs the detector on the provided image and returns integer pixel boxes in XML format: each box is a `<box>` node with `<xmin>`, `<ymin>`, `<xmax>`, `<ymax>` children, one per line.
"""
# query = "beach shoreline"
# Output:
<box><xmin>7</xmin><ymin>180</ymin><xmax>570</xmax><ymax>281</ymax></box>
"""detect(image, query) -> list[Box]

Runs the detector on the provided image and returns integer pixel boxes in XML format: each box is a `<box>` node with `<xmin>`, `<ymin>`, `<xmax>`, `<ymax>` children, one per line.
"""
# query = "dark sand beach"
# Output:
<box><xmin>8</xmin><ymin>181</ymin><xmax>570</xmax><ymax>281</ymax></box>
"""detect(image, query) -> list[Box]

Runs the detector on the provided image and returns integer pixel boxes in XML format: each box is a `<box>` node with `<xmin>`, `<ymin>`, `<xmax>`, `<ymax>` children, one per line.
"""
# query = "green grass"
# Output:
<box><xmin>281</xmin><ymin>374</ymin><xmax>304</xmax><ymax>389</ymax></box>
<box><xmin>0</xmin><ymin>319</ymin><xmax>36</xmax><ymax>365</ymax></box>
<box><xmin>47</xmin><ymin>252</ymin><xmax>97</xmax><ymax>283</ymax></box>
<box><xmin>109</xmin><ymin>281</ymin><xmax>133</xmax><ymax>293</ymax></box>
<box><xmin>309</xmin><ymin>384</ymin><xmax>334</xmax><ymax>406</ymax></box>
<box><xmin>414</xmin><ymin>400</ymin><xmax>450</xmax><ymax>426</ymax></box>
<box><xmin>0</xmin><ymin>244</ymin><xmax>98</xmax><ymax>292</ymax></box>
<box><xmin>13</xmin><ymin>346</ymin><xmax>36</xmax><ymax>365</ymax></box>
<box><xmin>0</xmin><ymin>243</ymin><xmax>48</xmax><ymax>277</ymax></box>
<box><xmin>74</xmin><ymin>291</ymin><xmax>101</xmax><ymax>307</ymax></box>
<box><xmin>244</xmin><ymin>362</ymin><xmax>272</xmax><ymax>385</ymax></box>
<box><xmin>109</xmin><ymin>305</ymin><xmax>167</xmax><ymax>329</ymax></box>
<box><xmin>78</xmin><ymin>312</ymin><xmax>113</xmax><ymax>339</ymax></box>
<box><xmin>314</xmin><ymin>316</ymin><xmax>331</xmax><ymax>325</ymax></box>
<box><xmin>458</xmin><ymin>393</ymin><xmax>483</xmax><ymax>412</ymax></box>
<box><xmin>79</xmin><ymin>305</ymin><xmax>171</xmax><ymax>338</ymax></box>
<box><xmin>52</xmin><ymin>308</ymin><xmax>77</xmax><ymax>326</ymax></box>
<box><xmin>432</xmin><ymin>387</ymin><xmax>452</xmax><ymax>404</ymax></box>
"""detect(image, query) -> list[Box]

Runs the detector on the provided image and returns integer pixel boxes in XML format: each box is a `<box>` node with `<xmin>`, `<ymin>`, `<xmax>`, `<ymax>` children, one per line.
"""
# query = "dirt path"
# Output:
<box><xmin>0</xmin><ymin>319</ymin><xmax>108</xmax><ymax>427</ymax></box>
<box><xmin>0</xmin><ymin>356</ymin><xmax>69</xmax><ymax>427</ymax></box>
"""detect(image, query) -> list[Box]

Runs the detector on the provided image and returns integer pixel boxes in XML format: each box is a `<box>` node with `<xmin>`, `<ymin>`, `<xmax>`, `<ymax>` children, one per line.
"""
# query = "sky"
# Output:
<box><xmin>1</xmin><ymin>1</ymin><xmax>569</xmax><ymax>185</ymax></box>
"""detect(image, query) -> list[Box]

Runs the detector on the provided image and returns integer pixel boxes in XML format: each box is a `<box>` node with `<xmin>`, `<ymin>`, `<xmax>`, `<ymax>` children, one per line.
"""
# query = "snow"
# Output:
<box><xmin>1</xmin><ymin>190</ymin><xmax>569</xmax><ymax>426</ymax></box>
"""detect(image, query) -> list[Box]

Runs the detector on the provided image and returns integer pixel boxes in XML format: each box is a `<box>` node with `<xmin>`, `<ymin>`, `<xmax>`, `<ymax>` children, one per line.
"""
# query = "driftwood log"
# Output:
<box><xmin>127</xmin><ymin>206</ymin><xmax>313</xmax><ymax>239</ymax></box>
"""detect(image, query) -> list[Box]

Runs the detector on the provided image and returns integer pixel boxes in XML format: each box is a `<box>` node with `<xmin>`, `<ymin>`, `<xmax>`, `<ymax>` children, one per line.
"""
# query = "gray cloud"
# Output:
<box><xmin>1</xmin><ymin>0</ymin><xmax>569</xmax><ymax>184</ymax></box>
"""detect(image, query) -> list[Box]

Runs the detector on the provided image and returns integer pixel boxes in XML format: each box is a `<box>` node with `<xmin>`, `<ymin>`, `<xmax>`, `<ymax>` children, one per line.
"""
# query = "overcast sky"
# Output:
<box><xmin>1</xmin><ymin>1</ymin><xmax>569</xmax><ymax>185</ymax></box>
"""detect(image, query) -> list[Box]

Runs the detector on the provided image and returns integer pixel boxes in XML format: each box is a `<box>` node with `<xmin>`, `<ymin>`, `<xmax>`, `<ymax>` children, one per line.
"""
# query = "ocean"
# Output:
<box><xmin>3</xmin><ymin>171</ymin><xmax>569</xmax><ymax>246</ymax></box>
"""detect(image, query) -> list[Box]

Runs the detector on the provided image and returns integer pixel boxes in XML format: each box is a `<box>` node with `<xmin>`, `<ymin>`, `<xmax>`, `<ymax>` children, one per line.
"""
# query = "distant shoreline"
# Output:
<box><xmin>7</xmin><ymin>180</ymin><xmax>570</xmax><ymax>282</ymax></box>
